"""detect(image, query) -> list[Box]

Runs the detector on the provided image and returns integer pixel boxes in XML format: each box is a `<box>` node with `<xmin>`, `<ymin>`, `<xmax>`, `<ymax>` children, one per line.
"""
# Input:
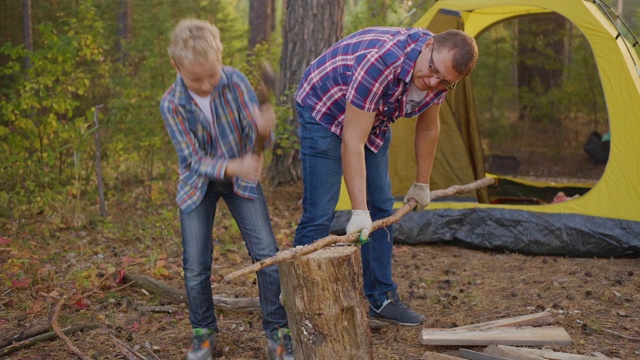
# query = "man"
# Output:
<box><xmin>293</xmin><ymin>27</ymin><xmax>478</xmax><ymax>325</ymax></box>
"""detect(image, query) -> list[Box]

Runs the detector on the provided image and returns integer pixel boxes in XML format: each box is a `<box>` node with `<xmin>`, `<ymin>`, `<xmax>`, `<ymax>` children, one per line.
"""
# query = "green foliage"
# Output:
<box><xmin>345</xmin><ymin>0</ymin><xmax>429</xmax><ymax>35</ymax></box>
<box><xmin>473</xmin><ymin>19</ymin><xmax>607</xmax><ymax>154</ymax></box>
<box><xmin>0</xmin><ymin>1</ymin><xmax>112</xmax><ymax>217</ymax></box>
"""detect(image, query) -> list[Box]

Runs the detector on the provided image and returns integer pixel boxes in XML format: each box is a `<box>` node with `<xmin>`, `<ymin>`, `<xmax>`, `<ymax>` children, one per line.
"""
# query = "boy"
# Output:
<box><xmin>160</xmin><ymin>19</ymin><xmax>293</xmax><ymax>360</ymax></box>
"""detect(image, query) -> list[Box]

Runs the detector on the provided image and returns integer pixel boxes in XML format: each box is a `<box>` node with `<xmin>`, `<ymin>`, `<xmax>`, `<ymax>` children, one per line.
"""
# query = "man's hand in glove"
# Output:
<box><xmin>346</xmin><ymin>210</ymin><xmax>373</xmax><ymax>242</ymax></box>
<box><xmin>403</xmin><ymin>182</ymin><xmax>431</xmax><ymax>211</ymax></box>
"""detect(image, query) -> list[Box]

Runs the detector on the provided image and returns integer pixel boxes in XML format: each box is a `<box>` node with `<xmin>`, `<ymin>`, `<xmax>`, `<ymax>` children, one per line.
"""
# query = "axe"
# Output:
<box><xmin>254</xmin><ymin>61</ymin><xmax>277</xmax><ymax>153</ymax></box>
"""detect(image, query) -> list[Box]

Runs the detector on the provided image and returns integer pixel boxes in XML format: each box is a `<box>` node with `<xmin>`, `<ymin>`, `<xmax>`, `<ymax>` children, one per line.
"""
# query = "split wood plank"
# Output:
<box><xmin>421</xmin><ymin>326</ymin><xmax>572</xmax><ymax>346</ymax></box>
<box><xmin>422</xmin><ymin>351</ymin><xmax>465</xmax><ymax>359</ymax></box>
<box><xmin>493</xmin><ymin>345</ymin><xmax>614</xmax><ymax>360</ymax></box>
<box><xmin>484</xmin><ymin>344</ymin><xmax>546</xmax><ymax>360</ymax></box>
<box><xmin>454</xmin><ymin>312</ymin><xmax>554</xmax><ymax>330</ymax></box>
<box><xmin>458</xmin><ymin>348</ymin><xmax>512</xmax><ymax>360</ymax></box>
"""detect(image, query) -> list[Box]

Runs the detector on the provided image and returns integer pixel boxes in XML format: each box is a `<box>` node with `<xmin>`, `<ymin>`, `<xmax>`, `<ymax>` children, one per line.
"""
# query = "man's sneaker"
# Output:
<box><xmin>266</xmin><ymin>328</ymin><xmax>294</xmax><ymax>360</ymax></box>
<box><xmin>369</xmin><ymin>292</ymin><xmax>425</xmax><ymax>326</ymax></box>
<box><xmin>187</xmin><ymin>328</ymin><xmax>216</xmax><ymax>360</ymax></box>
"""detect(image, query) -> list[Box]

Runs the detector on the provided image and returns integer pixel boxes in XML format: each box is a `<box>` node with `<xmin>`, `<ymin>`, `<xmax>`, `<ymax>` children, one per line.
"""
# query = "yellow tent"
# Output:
<box><xmin>334</xmin><ymin>0</ymin><xmax>640</xmax><ymax>256</ymax></box>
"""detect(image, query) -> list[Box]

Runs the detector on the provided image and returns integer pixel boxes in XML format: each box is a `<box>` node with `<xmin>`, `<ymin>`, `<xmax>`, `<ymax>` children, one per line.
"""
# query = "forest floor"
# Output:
<box><xmin>1</xmin><ymin>148</ymin><xmax>639</xmax><ymax>360</ymax></box>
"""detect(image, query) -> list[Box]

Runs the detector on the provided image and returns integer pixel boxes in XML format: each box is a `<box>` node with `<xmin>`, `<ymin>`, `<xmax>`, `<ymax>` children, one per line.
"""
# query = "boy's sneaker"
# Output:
<box><xmin>266</xmin><ymin>328</ymin><xmax>294</xmax><ymax>360</ymax></box>
<box><xmin>369</xmin><ymin>291</ymin><xmax>425</xmax><ymax>326</ymax></box>
<box><xmin>187</xmin><ymin>328</ymin><xmax>216</xmax><ymax>360</ymax></box>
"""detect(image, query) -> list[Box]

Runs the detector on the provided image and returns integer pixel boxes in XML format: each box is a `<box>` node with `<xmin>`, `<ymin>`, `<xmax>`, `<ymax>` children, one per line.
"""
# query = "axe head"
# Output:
<box><xmin>257</xmin><ymin>61</ymin><xmax>277</xmax><ymax>105</ymax></box>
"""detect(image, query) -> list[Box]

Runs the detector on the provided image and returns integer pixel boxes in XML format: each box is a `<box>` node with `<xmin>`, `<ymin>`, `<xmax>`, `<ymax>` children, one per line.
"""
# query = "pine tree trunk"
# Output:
<box><xmin>269</xmin><ymin>0</ymin><xmax>345</xmax><ymax>186</ymax></box>
<box><xmin>23</xmin><ymin>0</ymin><xmax>32</xmax><ymax>69</ymax></box>
<box><xmin>279</xmin><ymin>246</ymin><xmax>373</xmax><ymax>359</ymax></box>
<box><xmin>249</xmin><ymin>0</ymin><xmax>275</xmax><ymax>49</ymax></box>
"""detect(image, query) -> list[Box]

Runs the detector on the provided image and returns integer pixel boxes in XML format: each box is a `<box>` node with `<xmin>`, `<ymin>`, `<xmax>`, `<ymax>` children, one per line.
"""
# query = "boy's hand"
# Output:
<box><xmin>225</xmin><ymin>153</ymin><xmax>263</xmax><ymax>182</ymax></box>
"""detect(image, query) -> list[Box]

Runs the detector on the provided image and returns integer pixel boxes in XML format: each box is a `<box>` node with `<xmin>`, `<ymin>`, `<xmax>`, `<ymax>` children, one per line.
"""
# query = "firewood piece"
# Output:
<box><xmin>0</xmin><ymin>324</ymin><xmax>98</xmax><ymax>358</ymax></box>
<box><xmin>484</xmin><ymin>344</ymin><xmax>546</xmax><ymax>359</ymax></box>
<box><xmin>422</xmin><ymin>351</ymin><xmax>466</xmax><ymax>359</ymax></box>
<box><xmin>279</xmin><ymin>246</ymin><xmax>373</xmax><ymax>359</ymax></box>
<box><xmin>112</xmin><ymin>335</ymin><xmax>146</xmax><ymax>360</ymax></box>
<box><xmin>136</xmin><ymin>305</ymin><xmax>178</xmax><ymax>313</ymax></box>
<box><xmin>494</xmin><ymin>345</ymin><xmax>615</xmax><ymax>359</ymax></box>
<box><xmin>592</xmin><ymin>352</ymin><xmax>613</xmax><ymax>359</ymax></box>
<box><xmin>0</xmin><ymin>323</ymin><xmax>51</xmax><ymax>349</ymax></box>
<box><xmin>454</xmin><ymin>312</ymin><xmax>554</xmax><ymax>330</ymax></box>
<box><xmin>459</xmin><ymin>348</ymin><xmax>512</xmax><ymax>360</ymax></box>
<box><xmin>117</xmin><ymin>272</ymin><xmax>260</xmax><ymax>311</ymax></box>
<box><xmin>368</xmin><ymin>318</ymin><xmax>391</xmax><ymax>330</ymax></box>
<box><xmin>421</xmin><ymin>326</ymin><xmax>572</xmax><ymax>346</ymax></box>
<box><xmin>224</xmin><ymin>177</ymin><xmax>495</xmax><ymax>282</ymax></box>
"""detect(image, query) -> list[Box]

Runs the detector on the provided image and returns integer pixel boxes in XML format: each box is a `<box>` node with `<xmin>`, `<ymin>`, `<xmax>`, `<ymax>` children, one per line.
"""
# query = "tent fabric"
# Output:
<box><xmin>333</xmin><ymin>0</ymin><xmax>640</xmax><ymax>257</ymax></box>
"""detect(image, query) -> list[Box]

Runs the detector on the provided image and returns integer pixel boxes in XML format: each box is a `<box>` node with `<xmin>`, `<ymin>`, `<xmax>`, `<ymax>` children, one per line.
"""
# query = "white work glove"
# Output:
<box><xmin>346</xmin><ymin>210</ymin><xmax>373</xmax><ymax>242</ymax></box>
<box><xmin>403</xmin><ymin>182</ymin><xmax>431</xmax><ymax>211</ymax></box>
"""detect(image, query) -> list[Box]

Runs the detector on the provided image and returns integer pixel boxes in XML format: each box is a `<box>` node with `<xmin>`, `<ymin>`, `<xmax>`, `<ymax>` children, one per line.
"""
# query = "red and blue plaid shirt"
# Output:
<box><xmin>295</xmin><ymin>27</ymin><xmax>446</xmax><ymax>152</ymax></box>
<box><xmin>160</xmin><ymin>67</ymin><xmax>269</xmax><ymax>213</ymax></box>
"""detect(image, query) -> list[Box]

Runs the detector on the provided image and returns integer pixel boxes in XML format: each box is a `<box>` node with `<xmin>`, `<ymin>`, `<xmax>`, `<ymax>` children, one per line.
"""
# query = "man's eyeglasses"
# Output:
<box><xmin>429</xmin><ymin>44</ymin><xmax>457</xmax><ymax>90</ymax></box>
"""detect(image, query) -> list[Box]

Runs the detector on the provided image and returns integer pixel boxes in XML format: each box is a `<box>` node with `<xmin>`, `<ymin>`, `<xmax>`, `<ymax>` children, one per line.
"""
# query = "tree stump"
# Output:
<box><xmin>279</xmin><ymin>246</ymin><xmax>373</xmax><ymax>359</ymax></box>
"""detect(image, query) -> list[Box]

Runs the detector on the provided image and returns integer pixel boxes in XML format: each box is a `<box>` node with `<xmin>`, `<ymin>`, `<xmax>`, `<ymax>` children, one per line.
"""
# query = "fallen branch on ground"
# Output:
<box><xmin>51</xmin><ymin>291</ymin><xmax>91</xmax><ymax>360</ymax></box>
<box><xmin>0</xmin><ymin>323</ymin><xmax>51</xmax><ymax>349</ymax></box>
<box><xmin>112</xmin><ymin>335</ymin><xmax>146</xmax><ymax>360</ymax></box>
<box><xmin>224</xmin><ymin>177</ymin><xmax>495</xmax><ymax>282</ymax></box>
<box><xmin>117</xmin><ymin>272</ymin><xmax>261</xmax><ymax>311</ymax></box>
<box><xmin>0</xmin><ymin>324</ymin><xmax>98</xmax><ymax>358</ymax></box>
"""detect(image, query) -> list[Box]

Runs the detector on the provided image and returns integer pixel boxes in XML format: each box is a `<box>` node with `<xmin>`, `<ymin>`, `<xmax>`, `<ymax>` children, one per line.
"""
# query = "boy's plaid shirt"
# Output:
<box><xmin>160</xmin><ymin>66</ymin><xmax>270</xmax><ymax>213</ymax></box>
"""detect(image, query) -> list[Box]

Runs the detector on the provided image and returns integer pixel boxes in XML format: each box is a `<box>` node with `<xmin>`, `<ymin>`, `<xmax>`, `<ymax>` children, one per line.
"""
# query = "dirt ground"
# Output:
<box><xmin>1</xmin><ymin>176</ymin><xmax>639</xmax><ymax>360</ymax></box>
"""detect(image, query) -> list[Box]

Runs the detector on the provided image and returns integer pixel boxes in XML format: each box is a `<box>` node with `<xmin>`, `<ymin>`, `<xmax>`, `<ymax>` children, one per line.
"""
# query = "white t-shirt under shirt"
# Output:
<box><xmin>189</xmin><ymin>90</ymin><xmax>214</xmax><ymax>123</ymax></box>
<box><xmin>406</xmin><ymin>81</ymin><xmax>428</xmax><ymax>113</ymax></box>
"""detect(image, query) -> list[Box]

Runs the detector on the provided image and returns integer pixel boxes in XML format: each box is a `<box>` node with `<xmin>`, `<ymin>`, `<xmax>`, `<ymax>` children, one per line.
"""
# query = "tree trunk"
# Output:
<box><xmin>249</xmin><ymin>0</ymin><xmax>275</xmax><ymax>49</ymax></box>
<box><xmin>23</xmin><ymin>0</ymin><xmax>32</xmax><ymax>69</ymax></box>
<box><xmin>279</xmin><ymin>246</ymin><xmax>373</xmax><ymax>359</ymax></box>
<box><xmin>116</xmin><ymin>0</ymin><xmax>131</xmax><ymax>64</ymax></box>
<box><xmin>268</xmin><ymin>0</ymin><xmax>345</xmax><ymax>186</ymax></box>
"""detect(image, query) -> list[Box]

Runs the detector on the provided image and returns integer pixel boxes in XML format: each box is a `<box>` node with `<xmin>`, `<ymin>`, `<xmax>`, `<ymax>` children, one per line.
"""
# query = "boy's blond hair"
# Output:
<box><xmin>168</xmin><ymin>19</ymin><xmax>223</xmax><ymax>66</ymax></box>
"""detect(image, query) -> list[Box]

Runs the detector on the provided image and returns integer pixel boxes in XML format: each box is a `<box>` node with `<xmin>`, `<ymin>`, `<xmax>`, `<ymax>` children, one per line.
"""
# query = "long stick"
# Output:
<box><xmin>52</xmin><ymin>291</ymin><xmax>91</xmax><ymax>360</ymax></box>
<box><xmin>224</xmin><ymin>177</ymin><xmax>494</xmax><ymax>282</ymax></box>
<box><xmin>0</xmin><ymin>324</ymin><xmax>98</xmax><ymax>358</ymax></box>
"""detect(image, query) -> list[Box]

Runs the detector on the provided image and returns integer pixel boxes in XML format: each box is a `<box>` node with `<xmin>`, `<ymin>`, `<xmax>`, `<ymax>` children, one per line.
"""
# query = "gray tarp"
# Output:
<box><xmin>331</xmin><ymin>208</ymin><xmax>640</xmax><ymax>257</ymax></box>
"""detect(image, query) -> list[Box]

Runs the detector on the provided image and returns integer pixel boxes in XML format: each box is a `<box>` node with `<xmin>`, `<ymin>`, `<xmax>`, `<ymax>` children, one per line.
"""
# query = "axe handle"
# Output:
<box><xmin>253</xmin><ymin>62</ymin><xmax>276</xmax><ymax>155</ymax></box>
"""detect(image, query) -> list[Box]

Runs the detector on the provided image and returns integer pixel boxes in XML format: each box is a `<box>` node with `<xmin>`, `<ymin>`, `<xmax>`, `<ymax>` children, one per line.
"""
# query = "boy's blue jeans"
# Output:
<box><xmin>180</xmin><ymin>180</ymin><xmax>288</xmax><ymax>334</ymax></box>
<box><xmin>293</xmin><ymin>103</ymin><xmax>397</xmax><ymax>307</ymax></box>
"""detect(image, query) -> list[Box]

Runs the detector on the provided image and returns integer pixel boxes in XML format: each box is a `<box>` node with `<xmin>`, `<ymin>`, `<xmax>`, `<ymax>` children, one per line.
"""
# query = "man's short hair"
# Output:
<box><xmin>433</xmin><ymin>29</ymin><xmax>478</xmax><ymax>76</ymax></box>
<box><xmin>168</xmin><ymin>19</ymin><xmax>223</xmax><ymax>67</ymax></box>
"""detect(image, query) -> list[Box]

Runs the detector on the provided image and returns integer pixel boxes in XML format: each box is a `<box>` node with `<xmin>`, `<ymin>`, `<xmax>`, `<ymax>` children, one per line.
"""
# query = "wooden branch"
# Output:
<box><xmin>0</xmin><ymin>324</ymin><xmax>98</xmax><ymax>358</ymax></box>
<box><xmin>117</xmin><ymin>272</ymin><xmax>261</xmax><ymax>311</ymax></box>
<box><xmin>52</xmin><ymin>292</ymin><xmax>90</xmax><ymax>360</ymax></box>
<box><xmin>112</xmin><ymin>335</ymin><xmax>146</xmax><ymax>360</ymax></box>
<box><xmin>0</xmin><ymin>323</ymin><xmax>51</xmax><ymax>349</ymax></box>
<box><xmin>602</xmin><ymin>328</ymin><xmax>640</xmax><ymax>341</ymax></box>
<box><xmin>224</xmin><ymin>177</ymin><xmax>495</xmax><ymax>282</ymax></box>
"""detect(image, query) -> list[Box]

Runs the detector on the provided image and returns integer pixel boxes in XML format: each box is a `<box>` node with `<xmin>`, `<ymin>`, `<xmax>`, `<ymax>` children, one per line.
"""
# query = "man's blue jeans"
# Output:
<box><xmin>293</xmin><ymin>103</ymin><xmax>397</xmax><ymax>307</ymax></box>
<box><xmin>180</xmin><ymin>180</ymin><xmax>288</xmax><ymax>334</ymax></box>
